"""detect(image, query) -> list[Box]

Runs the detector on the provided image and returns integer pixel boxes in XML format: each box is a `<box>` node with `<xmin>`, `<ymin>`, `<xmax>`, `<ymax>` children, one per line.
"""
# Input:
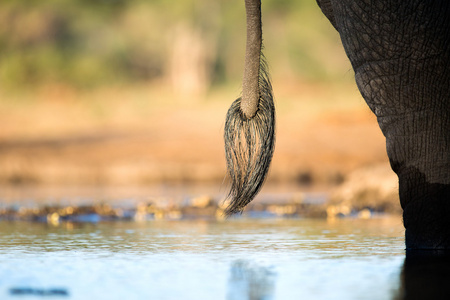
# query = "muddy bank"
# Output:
<box><xmin>0</xmin><ymin>187</ymin><xmax>328</xmax><ymax>223</ymax></box>
<box><xmin>0</xmin><ymin>199</ymin><xmax>328</xmax><ymax>224</ymax></box>
<box><xmin>0</xmin><ymin>163</ymin><xmax>402</xmax><ymax>223</ymax></box>
<box><xmin>328</xmin><ymin>163</ymin><xmax>402</xmax><ymax>216</ymax></box>
<box><xmin>0</xmin><ymin>196</ymin><xmax>398</xmax><ymax>223</ymax></box>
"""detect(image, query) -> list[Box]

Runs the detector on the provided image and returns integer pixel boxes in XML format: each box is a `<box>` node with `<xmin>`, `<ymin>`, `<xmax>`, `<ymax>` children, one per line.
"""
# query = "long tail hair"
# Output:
<box><xmin>223</xmin><ymin>0</ymin><xmax>275</xmax><ymax>216</ymax></box>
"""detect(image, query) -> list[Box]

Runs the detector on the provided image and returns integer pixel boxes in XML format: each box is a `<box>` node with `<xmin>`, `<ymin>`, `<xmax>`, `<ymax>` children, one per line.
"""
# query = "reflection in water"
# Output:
<box><xmin>9</xmin><ymin>287</ymin><xmax>69</xmax><ymax>296</ymax></box>
<box><xmin>397</xmin><ymin>251</ymin><xmax>450</xmax><ymax>300</ymax></box>
<box><xmin>227</xmin><ymin>260</ymin><xmax>276</xmax><ymax>300</ymax></box>
<box><xmin>0</xmin><ymin>218</ymin><xmax>407</xmax><ymax>300</ymax></box>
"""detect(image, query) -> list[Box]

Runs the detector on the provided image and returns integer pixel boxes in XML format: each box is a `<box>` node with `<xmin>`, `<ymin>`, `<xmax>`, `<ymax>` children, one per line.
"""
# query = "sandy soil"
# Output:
<box><xmin>0</xmin><ymin>81</ymin><xmax>388</xmax><ymax>188</ymax></box>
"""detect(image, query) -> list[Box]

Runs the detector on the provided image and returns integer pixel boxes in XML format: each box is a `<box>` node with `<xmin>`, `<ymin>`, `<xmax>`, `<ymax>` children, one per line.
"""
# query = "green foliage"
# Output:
<box><xmin>0</xmin><ymin>0</ymin><xmax>349</xmax><ymax>91</ymax></box>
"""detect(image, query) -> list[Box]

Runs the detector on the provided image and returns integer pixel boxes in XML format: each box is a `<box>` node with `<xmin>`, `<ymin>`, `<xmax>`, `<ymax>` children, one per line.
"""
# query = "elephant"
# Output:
<box><xmin>315</xmin><ymin>1</ymin><xmax>450</xmax><ymax>250</ymax></box>
<box><xmin>224</xmin><ymin>0</ymin><xmax>450</xmax><ymax>250</ymax></box>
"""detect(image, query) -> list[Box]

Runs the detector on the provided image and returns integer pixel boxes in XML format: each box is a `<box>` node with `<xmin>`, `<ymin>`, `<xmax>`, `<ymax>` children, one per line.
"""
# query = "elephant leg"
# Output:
<box><xmin>320</xmin><ymin>1</ymin><xmax>450</xmax><ymax>249</ymax></box>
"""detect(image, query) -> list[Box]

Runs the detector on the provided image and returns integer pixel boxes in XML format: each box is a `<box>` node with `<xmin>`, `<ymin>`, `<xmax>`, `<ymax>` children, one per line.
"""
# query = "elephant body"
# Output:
<box><xmin>316</xmin><ymin>0</ymin><xmax>450</xmax><ymax>249</ymax></box>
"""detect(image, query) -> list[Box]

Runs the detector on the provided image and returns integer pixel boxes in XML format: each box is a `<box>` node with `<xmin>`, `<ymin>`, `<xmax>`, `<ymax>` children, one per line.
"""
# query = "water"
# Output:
<box><xmin>0</xmin><ymin>217</ymin><xmax>417</xmax><ymax>300</ymax></box>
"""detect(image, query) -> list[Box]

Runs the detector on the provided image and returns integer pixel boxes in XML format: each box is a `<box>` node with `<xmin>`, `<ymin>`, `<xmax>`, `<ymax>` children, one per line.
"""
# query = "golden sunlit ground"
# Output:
<box><xmin>0</xmin><ymin>79</ymin><xmax>388</xmax><ymax>187</ymax></box>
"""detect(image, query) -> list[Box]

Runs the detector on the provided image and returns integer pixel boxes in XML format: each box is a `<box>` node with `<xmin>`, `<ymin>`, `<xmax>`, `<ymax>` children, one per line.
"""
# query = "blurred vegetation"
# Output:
<box><xmin>0</xmin><ymin>0</ymin><xmax>349</xmax><ymax>92</ymax></box>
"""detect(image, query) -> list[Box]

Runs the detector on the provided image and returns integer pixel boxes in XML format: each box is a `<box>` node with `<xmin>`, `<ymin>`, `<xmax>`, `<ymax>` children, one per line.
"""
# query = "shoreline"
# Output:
<box><xmin>0</xmin><ymin>181</ymin><xmax>400</xmax><ymax>224</ymax></box>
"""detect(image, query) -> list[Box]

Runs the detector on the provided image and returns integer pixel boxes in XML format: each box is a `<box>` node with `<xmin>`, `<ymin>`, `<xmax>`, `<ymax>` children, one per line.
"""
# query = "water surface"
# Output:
<box><xmin>0</xmin><ymin>218</ymin><xmax>410</xmax><ymax>299</ymax></box>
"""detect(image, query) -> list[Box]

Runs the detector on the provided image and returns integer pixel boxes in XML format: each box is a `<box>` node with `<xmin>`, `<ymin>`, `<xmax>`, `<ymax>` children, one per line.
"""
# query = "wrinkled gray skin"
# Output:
<box><xmin>316</xmin><ymin>0</ymin><xmax>450</xmax><ymax>249</ymax></box>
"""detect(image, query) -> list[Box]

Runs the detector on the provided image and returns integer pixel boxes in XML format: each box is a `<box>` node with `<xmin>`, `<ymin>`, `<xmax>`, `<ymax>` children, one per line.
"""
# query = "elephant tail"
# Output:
<box><xmin>223</xmin><ymin>0</ymin><xmax>275</xmax><ymax>216</ymax></box>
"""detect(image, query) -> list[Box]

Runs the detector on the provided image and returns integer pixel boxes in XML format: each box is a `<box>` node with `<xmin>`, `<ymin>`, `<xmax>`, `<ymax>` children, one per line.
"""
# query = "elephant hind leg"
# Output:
<box><xmin>399</xmin><ymin>166</ymin><xmax>450</xmax><ymax>249</ymax></box>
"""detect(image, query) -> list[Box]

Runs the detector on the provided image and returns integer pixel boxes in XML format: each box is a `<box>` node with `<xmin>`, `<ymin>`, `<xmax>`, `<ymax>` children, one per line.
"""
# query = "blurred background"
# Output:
<box><xmin>0</xmin><ymin>0</ymin><xmax>393</xmax><ymax>205</ymax></box>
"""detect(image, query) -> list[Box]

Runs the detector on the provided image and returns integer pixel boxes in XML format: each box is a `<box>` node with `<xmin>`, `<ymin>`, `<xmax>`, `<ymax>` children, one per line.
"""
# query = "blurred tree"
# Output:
<box><xmin>0</xmin><ymin>0</ymin><xmax>348</xmax><ymax>94</ymax></box>
<box><xmin>168</xmin><ymin>0</ymin><xmax>221</xmax><ymax>99</ymax></box>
